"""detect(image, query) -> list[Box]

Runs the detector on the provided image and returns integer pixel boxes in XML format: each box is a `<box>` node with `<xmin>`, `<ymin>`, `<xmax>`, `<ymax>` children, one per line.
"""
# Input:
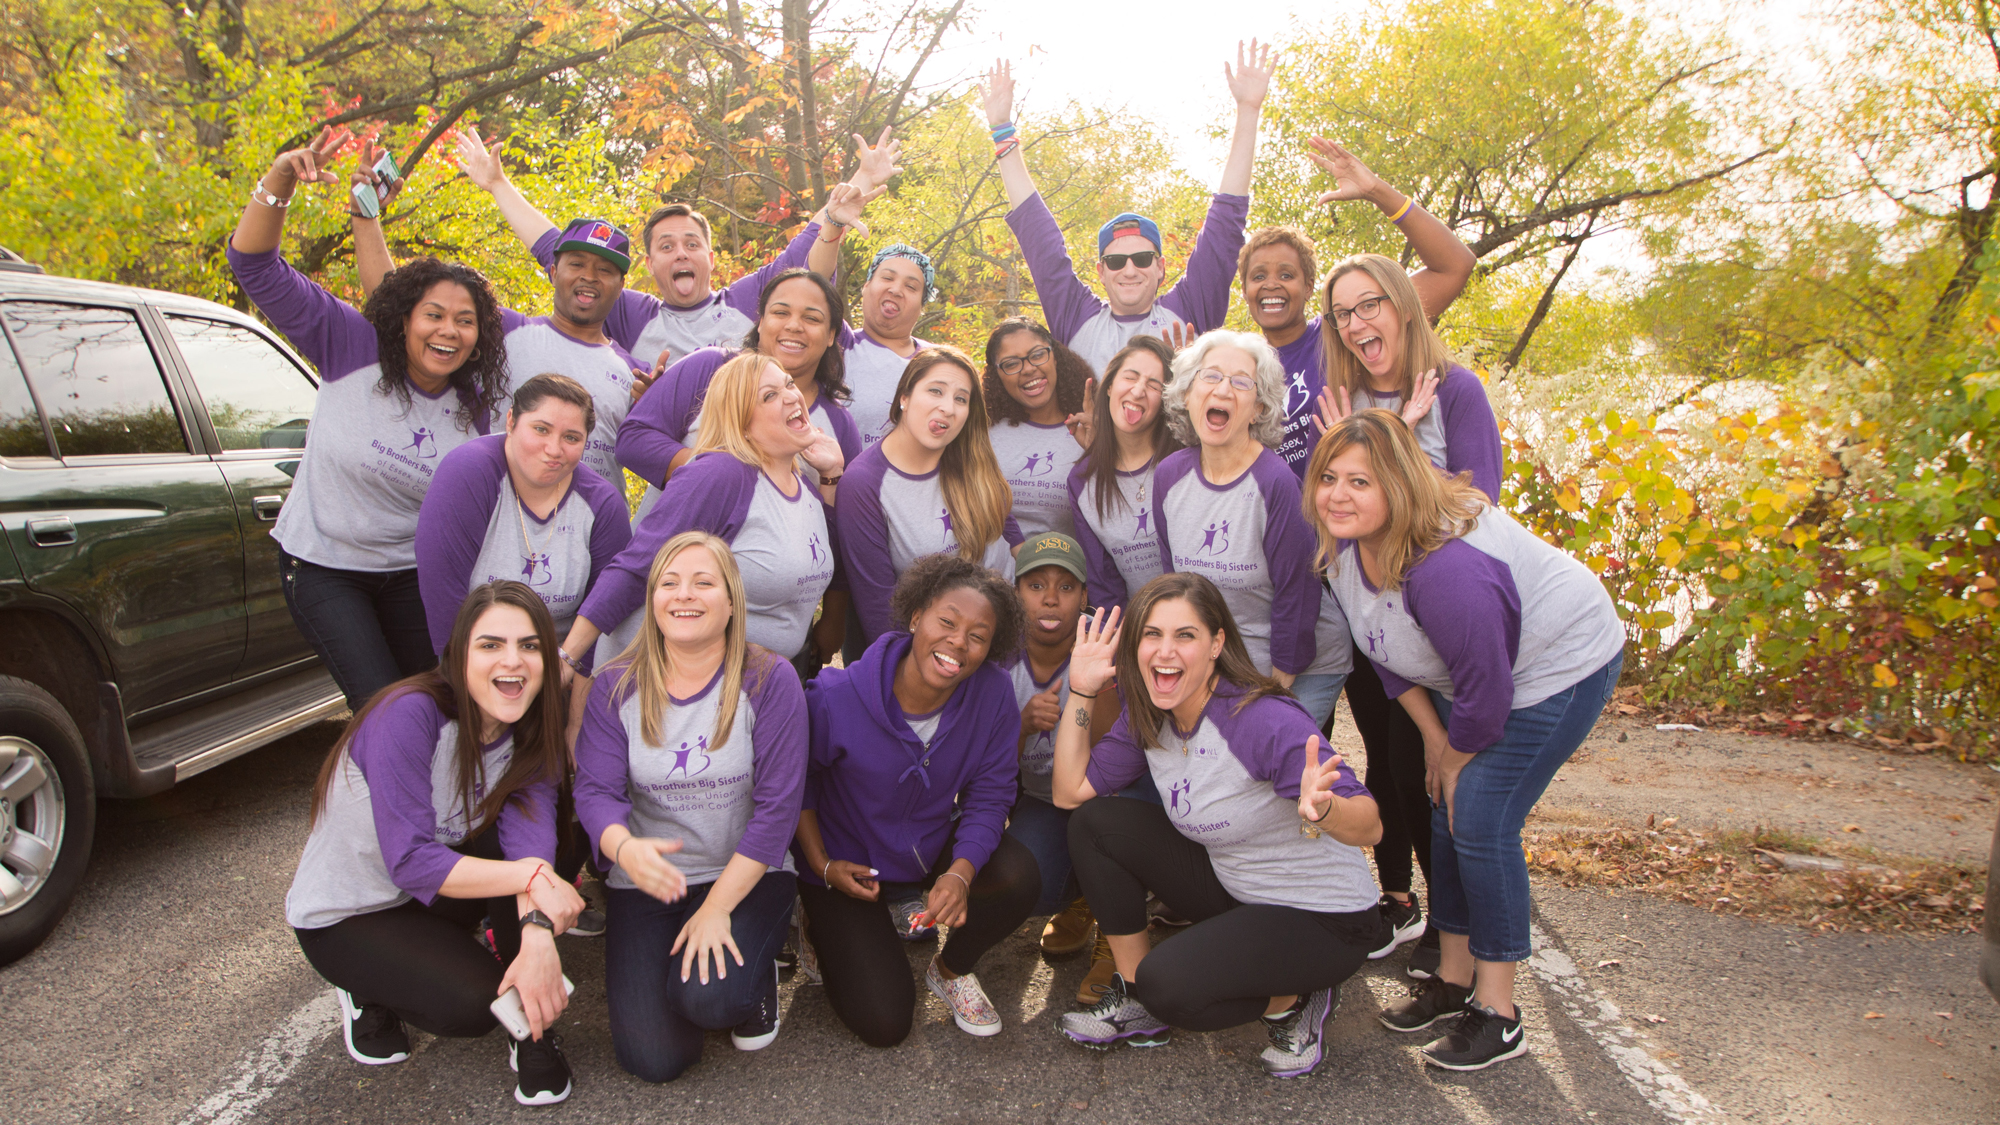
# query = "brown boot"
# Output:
<box><xmin>1040</xmin><ymin>897</ymin><xmax>1094</xmax><ymax>958</ymax></box>
<box><xmin>1076</xmin><ymin>929</ymin><xmax>1117</xmax><ymax>1004</ymax></box>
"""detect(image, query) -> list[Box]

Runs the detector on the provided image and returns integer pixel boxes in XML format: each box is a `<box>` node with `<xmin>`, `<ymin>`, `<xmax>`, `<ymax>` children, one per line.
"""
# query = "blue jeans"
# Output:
<box><xmin>278</xmin><ymin>549</ymin><xmax>436</xmax><ymax>710</ymax></box>
<box><xmin>1006</xmin><ymin>794</ymin><xmax>1077</xmax><ymax>915</ymax></box>
<box><xmin>1290</xmin><ymin>672</ymin><xmax>1348</xmax><ymax>730</ymax></box>
<box><xmin>1428</xmin><ymin>653</ymin><xmax>1621</xmax><ymax>962</ymax></box>
<box><xmin>604</xmin><ymin>870</ymin><xmax>797</xmax><ymax>1082</ymax></box>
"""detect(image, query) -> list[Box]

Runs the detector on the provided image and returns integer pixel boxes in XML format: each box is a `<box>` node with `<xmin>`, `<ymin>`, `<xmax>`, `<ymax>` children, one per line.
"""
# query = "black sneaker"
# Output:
<box><xmin>509</xmin><ymin>1033</ymin><xmax>574</xmax><ymax>1106</ymax></box>
<box><xmin>731</xmin><ymin>962</ymin><xmax>781</xmax><ymax>1051</ymax></box>
<box><xmin>1406</xmin><ymin>926</ymin><xmax>1442</xmax><ymax>979</ymax></box>
<box><xmin>1421</xmin><ymin>1002</ymin><xmax>1528</xmax><ymax>1071</ymax></box>
<box><xmin>567</xmin><ymin>907</ymin><xmax>606</xmax><ymax>938</ymax></box>
<box><xmin>335</xmin><ymin>988</ymin><xmax>410</xmax><ymax>1065</ymax></box>
<box><xmin>1259</xmin><ymin>986</ymin><xmax>1339</xmax><ymax>1078</ymax></box>
<box><xmin>1380</xmin><ymin>975</ymin><xmax>1472</xmax><ymax>1033</ymax></box>
<box><xmin>1367</xmin><ymin>895</ymin><xmax>1424</xmax><ymax>959</ymax></box>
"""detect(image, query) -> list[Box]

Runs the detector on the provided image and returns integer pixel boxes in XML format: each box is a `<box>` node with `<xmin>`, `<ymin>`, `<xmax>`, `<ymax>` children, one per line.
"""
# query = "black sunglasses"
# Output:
<box><xmin>1100</xmin><ymin>251</ymin><xmax>1158</xmax><ymax>270</ymax></box>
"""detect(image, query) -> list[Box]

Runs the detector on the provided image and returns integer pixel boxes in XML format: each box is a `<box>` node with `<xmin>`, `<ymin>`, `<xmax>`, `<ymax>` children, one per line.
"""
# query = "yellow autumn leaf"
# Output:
<box><xmin>1658</xmin><ymin>537</ymin><xmax>1685</xmax><ymax>567</ymax></box>
<box><xmin>1555</xmin><ymin>481</ymin><xmax>1581</xmax><ymax>512</ymax></box>
<box><xmin>1872</xmin><ymin>663</ymin><xmax>1899</xmax><ymax>688</ymax></box>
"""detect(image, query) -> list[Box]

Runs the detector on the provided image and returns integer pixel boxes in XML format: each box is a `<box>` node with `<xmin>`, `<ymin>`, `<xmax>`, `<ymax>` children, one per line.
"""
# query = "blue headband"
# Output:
<box><xmin>867</xmin><ymin>244</ymin><xmax>938</xmax><ymax>303</ymax></box>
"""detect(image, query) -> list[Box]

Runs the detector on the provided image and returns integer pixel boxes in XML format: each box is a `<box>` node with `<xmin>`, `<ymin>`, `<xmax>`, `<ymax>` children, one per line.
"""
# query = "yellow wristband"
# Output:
<box><xmin>1386</xmin><ymin>197</ymin><xmax>1414</xmax><ymax>223</ymax></box>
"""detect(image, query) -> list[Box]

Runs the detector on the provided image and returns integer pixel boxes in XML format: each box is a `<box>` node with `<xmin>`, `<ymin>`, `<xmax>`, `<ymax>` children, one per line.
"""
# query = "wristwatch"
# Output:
<box><xmin>519</xmin><ymin>909</ymin><xmax>556</xmax><ymax>933</ymax></box>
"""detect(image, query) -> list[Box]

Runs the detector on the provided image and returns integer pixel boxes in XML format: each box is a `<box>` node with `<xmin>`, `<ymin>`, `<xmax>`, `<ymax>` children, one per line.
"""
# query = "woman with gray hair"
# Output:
<box><xmin>1150</xmin><ymin>330</ymin><xmax>1350</xmax><ymax>727</ymax></box>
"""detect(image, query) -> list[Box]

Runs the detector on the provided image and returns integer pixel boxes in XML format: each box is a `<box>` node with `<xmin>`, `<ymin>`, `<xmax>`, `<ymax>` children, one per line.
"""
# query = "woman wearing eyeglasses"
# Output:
<box><xmin>981</xmin><ymin>319</ymin><xmax>1093</xmax><ymax>540</ymax></box>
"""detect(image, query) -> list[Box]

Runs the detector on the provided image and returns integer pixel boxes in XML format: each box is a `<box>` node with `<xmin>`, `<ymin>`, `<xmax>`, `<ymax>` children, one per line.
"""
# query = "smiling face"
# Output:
<box><xmin>756</xmin><ymin>277</ymin><xmax>835</xmax><ymax>381</ymax></box>
<box><xmin>1184</xmin><ymin>345</ymin><xmax>1263</xmax><ymax>451</ymax></box>
<box><xmin>504</xmin><ymin>399</ymin><xmax>588</xmax><ymax>491</ymax></box>
<box><xmin>403</xmin><ymin>280</ymin><xmax>480</xmax><ymax>385</ymax></box>
<box><xmin>906</xmin><ymin>586</ymin><xmax>997</xmax><ymax>694</ymax></box>
<box><xmin>550</xmin><ymin>250</ymin><xmax>625</xmax><ymax>328</ymax></box>
<box><xmin>651</xmin><ymin>543</ymin><xmax>732</xmax><ymax>650</ymax></box>
<box><xmin>862</xmin><ymin>255</ymin><xmax>926</xmax><ymax>340</ymax></box>
<box><xmin>1329</xmin><ymin>269</ymin><xmax>1404</xmax><ymax>383</ymax></box>
<box><xmin>1135</xmin><ymin>597</ymin><xmax>1223</xmax><ymax>714</ymax></box>
<box><xmin>1314</xmin><ymin>443</ymin><xmax>1390</xmax><ymax>543</ymax></box>
<box><xmin>1017</xmin><ymin>565</ymin><xmax>1085</xmax><ymax>650</ymax></box>
<box><xmin>463</xmin><ymin>603</ymin><xmax>544</xmax><ymax>732</ymax></box>
<box><xmin>1243</xmin><ymin>243</ymin><xmax>1309</xmax><ymax>335</ymax></box>
<box><xmin>896</xmin><ymin>361</ymin><xmax>975</xmax><ymax>453</ymax></box>
<box><xmin>646</xmin><ymin>214</ymin><xmax>716</xmax><ymax>307</ymax></box>
<box><xmin>993</xmin><ymin>328</ymin><xmax>1057</xmax><ymax>413</ymax></box>
<box><xmin>1097</xmin><ymin>233</ymin><xmax>1166</xmax><ymax>316</ymax></box>
<box><xmin>744</xmin><ymin>360</ymin><xmax>813</xmax><ymax>463</ymax></box>
<box><xmin>1107</xmin><ymin>349</ymin><xmax>1167</xmax><ymax>435</ymax></box>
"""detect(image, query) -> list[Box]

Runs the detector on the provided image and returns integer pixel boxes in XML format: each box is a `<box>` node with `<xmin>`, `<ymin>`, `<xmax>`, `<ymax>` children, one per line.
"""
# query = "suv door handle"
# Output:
<box><xmin>26</xmin><ymin>516</ymin><xmax>77</xmax><ymax>547</ymax></box>
<box><xmin>252</xmin><ymin>495</ymin><xmax>285</xmax><ymax>521</ymax></box>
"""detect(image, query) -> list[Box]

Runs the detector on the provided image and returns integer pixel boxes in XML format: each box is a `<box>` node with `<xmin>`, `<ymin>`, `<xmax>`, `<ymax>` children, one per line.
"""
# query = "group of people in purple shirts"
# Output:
<box><xmin>242</xmin><ymin>42</ymin><xmax>1625</xmax><ymax>1108</ymax></box>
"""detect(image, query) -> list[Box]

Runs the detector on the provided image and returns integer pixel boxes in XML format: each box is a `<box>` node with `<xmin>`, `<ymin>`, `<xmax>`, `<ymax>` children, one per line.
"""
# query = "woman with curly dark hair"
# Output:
<box><xmin>792</xmin><ymin>553</ymin><xmax>1039</xmax><ymax>1046</ymax></box>
<box><xmin>228</xmin><ymin>127</ymin><xmax>511</xmax><ymax>709</ymax></box>
<box><xmin>981</xmin><ymin>318</ymin><xmax>1092</xmax><ymax>539</ymax></box>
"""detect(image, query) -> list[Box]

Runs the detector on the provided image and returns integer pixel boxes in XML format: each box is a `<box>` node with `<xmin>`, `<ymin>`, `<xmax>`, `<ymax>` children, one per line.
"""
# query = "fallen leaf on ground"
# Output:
<box><xmin>1596</xmin><ymin>959</ymin><xmax>1622</xmax><ymax>968</ymax></box>
<box><xmin>1935</xmin><ymin>1011</ymin><xmax>1953</xmax><ymax>1019</ymax></box>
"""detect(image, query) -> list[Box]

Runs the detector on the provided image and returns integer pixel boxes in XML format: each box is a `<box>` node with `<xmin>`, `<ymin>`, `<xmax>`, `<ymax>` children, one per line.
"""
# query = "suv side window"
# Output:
<box><xmin>1</xmin><ymin>302</ymin><xmax>189</xmax><ymax>456</ymax></box>
<box><xmin>164</xmin><ymin>315</ymin><xmax>317</xmax><ymax>450</ymax></box>
<box><xmin>0</xmin><ymin>328</ymin><xmax>53</xmax><ymax>458</ymax></box>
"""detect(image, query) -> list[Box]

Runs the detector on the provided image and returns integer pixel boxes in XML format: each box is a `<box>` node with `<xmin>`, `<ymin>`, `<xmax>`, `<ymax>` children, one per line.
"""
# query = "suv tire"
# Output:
<box><xmin>0</xmin><ymin>675</ymin><xmax>95</xmax><ymax>967</ymax></box>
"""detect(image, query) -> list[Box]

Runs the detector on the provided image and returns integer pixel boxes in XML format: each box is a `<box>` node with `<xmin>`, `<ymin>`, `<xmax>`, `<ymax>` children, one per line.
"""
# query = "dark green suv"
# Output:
<box><xmin>0</xmin><ymin>253</ymin><xmax>342</xmax><ymax>965</ymax></box>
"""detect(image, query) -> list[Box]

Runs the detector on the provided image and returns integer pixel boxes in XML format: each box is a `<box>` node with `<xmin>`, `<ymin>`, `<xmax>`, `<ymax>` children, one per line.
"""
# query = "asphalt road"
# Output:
<box><xmin>1</xmin><ymin>722</ymin><xmax>1994</xmax><ymax>1125</ymax></box>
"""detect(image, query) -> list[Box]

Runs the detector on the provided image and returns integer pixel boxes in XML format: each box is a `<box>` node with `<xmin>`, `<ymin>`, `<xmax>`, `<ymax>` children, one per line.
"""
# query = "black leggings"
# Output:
<box><xmin>293</xmin><ymin>826</ymin><xmax>520</xmax><ymax>1038</ymax></box>
<box><xmin>1067</xmin><ymin>796</ymin><xmax>1383</xmax><ymax>1032</ymax></box>
<box><xmin>800</xmin><ymin>833</ymin><xmax>1039</xmax><ymax>1047</ymax></box>
<box><xmin>1346</xmin><ymin>647</ymin><xmax>1433</xmax><ymax>895</ymax></box>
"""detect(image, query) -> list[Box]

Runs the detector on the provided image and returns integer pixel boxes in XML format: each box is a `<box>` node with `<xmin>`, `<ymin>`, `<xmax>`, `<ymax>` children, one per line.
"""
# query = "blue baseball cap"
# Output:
<box><xmin>554</xmin><ymin>217</ymin><xmax>633</xmax><ymax>272</ymax></box>
<box><xmin>1097</xmin><ymin>212</ymin><xmax>1162</xmax><ymax>255</ymax></box>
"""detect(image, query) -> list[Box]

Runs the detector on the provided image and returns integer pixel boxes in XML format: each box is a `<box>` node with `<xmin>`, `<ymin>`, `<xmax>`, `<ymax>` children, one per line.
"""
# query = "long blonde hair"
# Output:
<box><xmin>889</xmin><ymin>346</ymin><xmax>1012</xmax><ymax>561</ymax></box>
<box><xmin>1303</xmin><ymin>409</ymin><xmax>1485</xmax><ymax>593</ymax></box>
<box><xmin>1319</xmin><ymin>254</ymin><xmax>1459</xmax><ymax>405</ymax></box>
<box><xmin>691</xmin><ymin>352</ymin><xmax>782</xmax><ymax>467</ymax></box>
<box><xmin>613</xmin><ymin>531</ymin><xmax>755</xmax><ymax>748</ymax></box>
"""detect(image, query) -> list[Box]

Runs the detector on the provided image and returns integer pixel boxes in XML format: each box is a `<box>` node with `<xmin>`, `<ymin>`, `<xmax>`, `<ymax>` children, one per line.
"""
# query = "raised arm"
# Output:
<box><xmin>1049</xmin><ymin>607</ymin><xmax>1121</xmax><ymax>809</ymax></box>
<box><xmin>980</xmin><ymin>60</ymin><xmax>1038</xmax><ymax>211</ymax></box>
<box><xmin>231</xmin><ymin>127</ymin><xmax>349</xmax><ymax>256</ymax></box>
<box><xmin>1306</xmin><ymin>138</ymin><xmax>1475</xmax><ymax>318</ymax></box>
<box><xmin>454</xmin><ymin>125</ymin><xmax>561</xmax><ymax>256</ymax></box>
<box><xmin>1218</xmin><ymin>40</ymin><xmax>1275</xmax><ymax>197</ymax></box>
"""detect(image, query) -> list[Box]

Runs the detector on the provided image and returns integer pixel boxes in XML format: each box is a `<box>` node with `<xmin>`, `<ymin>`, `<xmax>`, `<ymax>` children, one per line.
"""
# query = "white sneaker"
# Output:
<box><xmin>924</xmin><ymin>956</ymin><xmax>1001</xmax><ymax>1036</ymax></box>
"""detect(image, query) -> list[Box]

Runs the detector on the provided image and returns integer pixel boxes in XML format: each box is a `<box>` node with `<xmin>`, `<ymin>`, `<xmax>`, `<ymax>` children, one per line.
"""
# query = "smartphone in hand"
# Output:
<box><xmin>490</xmin><ymin>974</ymin><xmax>576</xmax><ymax>1041</ymax></box>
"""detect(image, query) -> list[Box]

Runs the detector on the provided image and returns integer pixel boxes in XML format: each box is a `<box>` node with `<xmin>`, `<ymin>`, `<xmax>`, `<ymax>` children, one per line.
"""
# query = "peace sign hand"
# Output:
<box><xmin>1306</xmin><ymin>137</ymin><xmax>1384</xmax><ymax>207</ymax></box>
<box><xmin>1069</xmin><ymin>606</ymin><xmax>1122</xmax><ymax>697</ymax></box>
<box><xmin>350</xmin><ymin>140</ymin><xmax>403</xmax><ymax>213</ymax></box>
<box><xmin>1162</xmin><ymin>321</ymin><xmax>1199</xmax><ymax>353</ymax></box>
<box><xmin>1296</xmin><ymin>734</ymin><xmax>1345</xmax><ymax>825</ymax></box>
<box><xmin>268</xmin><ymin>126</ymin><xmax>351</xmax><ymax>190</ymax></box>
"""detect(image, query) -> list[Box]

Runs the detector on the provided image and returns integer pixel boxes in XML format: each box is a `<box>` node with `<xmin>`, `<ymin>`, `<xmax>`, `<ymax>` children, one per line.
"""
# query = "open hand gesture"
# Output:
<box><xmin>671</xmin><ymin>905</ymin><xmax>743</xmax><ymax>985</ymax></box>
<box><xmin>1305</xmin><ymin>137</ymin><xmax>1384</xmax><ymax>207</ymax></box>
<box><xmin>823</xmin><ymin>181</ymin><xmax>884</xmax><ymax>237</ymax></box>
<box><xmin>850</xmin><ymin>127</ymin><xmax>904</xmax><ymax>191</ymax></box>
<box><xmin>452</xmin><ymin>124</ymin><xmax>508</xmax><ymax>193</ymax></box>
<box><xmin>1162</xmin><ymin>321</ymin><xmax>1199</xmax><ymax>353</ymax></box>
<box><xmin>1296</xmin><ymin>734</ymin><xmax>1346</xmax><ymax>825</ymax></box>
<box><xmin>618</xmin><ymin>836</ymin><xmax>688</xmax><ymax>903</ymax></box>
<box><xmin>1225</xmin><ymin>40</ymin><xmax>1276</xmax><ymax>110</ymax></box>
<box><xmin>1070</xmin><ymin>606</ymin><xmax>1122</xmax><ymax>697</ymax></box>
<box><xmin>268</xmin><ymin>126</ymin><xmax>351</xmax><ymax>190</ymax></box>
<box><xmin>980</xmin><ymin>60</ymin><xmax>1016</xmax><ymax>129</ymax></box>
<box><xmin>1312</xmin><ymin>368</ymin><xmax>1439</xmax><ymax>436</ymax></box>
<box><xmin>632</xmin><ymin>348</ymin><xmax>671</xmax><ymax>405</ymax></box>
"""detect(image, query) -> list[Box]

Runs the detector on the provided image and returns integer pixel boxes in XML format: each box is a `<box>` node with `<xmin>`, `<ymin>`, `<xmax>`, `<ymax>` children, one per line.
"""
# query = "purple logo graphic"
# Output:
<box><xmin>1020</xmin><ymin>450</ymin><xmax>1056</xmax><ymax>477</ymax></box>
<box><xmin>521</xmin><ymin>552</ymin><xmax>552</xmax><ymax>587</ymax></box>
<box><xmin>1287</xmin><ymin>372</ymin><xmax>1310</xmax><ymax>412</ymax></box>
<box><xmin>1167</xmin><ymin>778</ymin><xmax>1192</xmax><ymax>815</ymax></box>
<box><xmin>1135</xmin><ymin>508</ymin><xmax>1150</xmax><ymax>534</ymax></box>
<box><xmin>406</xmin><ymin>427</ymin><xmax>438</xmax><ymax>459</ymax></box>
<box><xmin>1197</xmin><ymin>520</ymin><xmax>1232</xmax><ymax>556</ymax></box>
<box><xmin>807</xmin><ymin>533</ymin><xmax>824</xmax><ymax>564</ymax></box>
<box><xmin>666</xmin><ymin>734</ymin><xmax>712</xmax><ymax>778</ymax></box>
<box><xmin>1365</xmin><ymin>628</ymin><xmax>1387</xmax><ymax>657</ymax></box>
<box><xmin>939</xmin><ymin>507</ymin><xmax>956</xmax><ymax>547</ymax></box>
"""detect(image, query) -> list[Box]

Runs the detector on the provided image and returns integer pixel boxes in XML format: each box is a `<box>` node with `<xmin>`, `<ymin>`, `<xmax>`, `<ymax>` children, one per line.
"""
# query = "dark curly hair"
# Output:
<box><xmin>888</xmin><ymin>553</ymin><xmax>1025</xmax><ymax>667</ymax></box>
<box><xmin>363</xmin><ymin>257</ymin><xmax>510</xmax><ymax>430</ymax></box>
<box><xmin>982</xmin><ymin>318</ymin><xmax>1091</xmax><ymax>424</ymax></box>
<box><xmin>743</xmin><ymin>268</ymin><xmax>849</xmax><ymax>404</ymax></box>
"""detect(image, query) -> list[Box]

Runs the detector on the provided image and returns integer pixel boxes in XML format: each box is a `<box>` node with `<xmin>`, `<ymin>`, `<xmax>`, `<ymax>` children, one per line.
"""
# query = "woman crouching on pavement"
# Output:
<box><xmin>573</xmin><ymin>532</ymin><xmax>808</xmax><ymax>1081</ymax></box>
<box><xmin>286</xmin><ymin>581</ymin><xmax>583</xmax><ymax>1106</ymax></box>
<box><xmin>1049</xmin><ymin>572</ymin><xmax>1386</xmax><ymax>1079</ymax></box>
<box><xmin>794</xmin><ymin>554</ymin><xmax>1041</xmax><ymax>1045</ymax></box>
<box><xmin>1303</xmin><ymin>410</ymin><xmax>1623</xmax><ymax>1070</ymax></box>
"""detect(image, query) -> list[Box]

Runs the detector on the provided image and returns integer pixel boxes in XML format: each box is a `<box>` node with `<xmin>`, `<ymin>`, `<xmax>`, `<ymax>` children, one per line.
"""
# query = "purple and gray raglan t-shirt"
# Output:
<box><xmin>840</xmin><ymin>322</ymin><xmax>925</xmax><ymax>451</ymax></box>
<box><xmin>496</xmin><ymin>309</ymin><xmax>638</xmax><ymax>484</ymax></box>
<box><xmin>1325</xmin><ymin>505</ymin><xmax>1625</xmax><ymax>754</ymax></box>
<box><xmin>1086</xmin><ymin>686</ymin><xmax>1378</xmax><ymax>913</ymax></box>
<box><xmin>228</xmin><ymin>244</ymin><xmax>487</xmax><ymax>573</ymax></box>
<box><xmin>1153</xmin><ymin>447</ymin><xmax>1348</xmax><ymax>678</ymax></box>
<box><xmin>1005</xmin><ymin>653</ymin><xmax>1070</xmax><ymax>804</ymax></box>
<box><xmin>529</xmin><ymin>223</ymin><xmax>821</xmax><ymax>370</ymax></box>
<box><xmin>1067</xmin><ymin>459</ymin><xmax>1162</xmax><ymax>610</ymax></box>
<box><xmin>579</xmin><ymin>451</ymin><xmax>834</xmax><ymax>661</ymax></box>
<box><xmin>1273</xmin><ymin>323</ymin><xmax>1327</xmax><ymax>474</ymax></box>
<box><xmin>285</xmin><ymin>689</ymin><xmax>556</xmax><ymax>930</ymax></box>
<box><xmin>835</xmin><ymin>442</ymin><xmax>1021</xmax><ymax>643</ymax></box>
<box><xmin>988</xmin><ymin>419</ymin><xmax>1083</xmax><ymax>539</ymax></box>
<box><xmin>413</xmin><ymin>434</ymin><xmax>631</xmax><ymax>654</ymax></box>
<box><xmin>1349</xmin><ymin>365</ymin><xmax>1503</xmax><ymax>501</ymax></box>
<box><xmin>1006</xmin><ymin>192</ymin><xmax>1249</xmax><ymax>374</ymax></box>
<box><xmin>574</xmin><ymin>650</ymin><xmax>807</xmax><ymax>887</ymax></box>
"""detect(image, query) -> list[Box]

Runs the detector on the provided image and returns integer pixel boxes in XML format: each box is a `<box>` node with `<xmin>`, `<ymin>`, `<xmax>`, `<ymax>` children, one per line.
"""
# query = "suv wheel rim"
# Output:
<box><xmin>0</xmin><ymin>737</ymin><xmax>66</xmax><ymax>915</ymax></box>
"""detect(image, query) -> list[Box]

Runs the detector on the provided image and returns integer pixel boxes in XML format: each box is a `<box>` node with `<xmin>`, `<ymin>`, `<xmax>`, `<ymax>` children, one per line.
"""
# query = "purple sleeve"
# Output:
<box><xmin>1255</xmin><ymin>456</ymin><xmax>1322</xmax><ymax>675</ymax></box>
<box><xmin>1082</xmin><ymin>713</ymin><xmax>1148</xmax><ymax>797</ymax></box>
<box><xmin>350</xmin><ymin>692</ymin><xmax>467</xmax><ymax>904</ymax></box>
<box><xmin>577</xmin><ymin>453</ymin><xmax>754</xmax><ymax>633</ymax></box>
<box><xmin>579</xmin><ymin>469</ymin><xmax>634</xmax><ymax>671</ymax></box>
<box><xmin>617</xmin><ymin>347</ymin><xmax>731</xmax><ymax>486</ymax></box>
<box><xmin>415</xmin><ymin>436</ymin><xmax>507</xmax><ymax>655</ymax></box>
<box><xmin>1151</xmin><ymin>452</ymin><xmax>1193</xmax><ymax>576</ymax></box>
<box><xmin>499</xmin><ymin>306</ymin><xmax>530</xmax><ymax>334</ymax></box>
<box><xmin>1156</xmin><ymin>194</ymin><xmax>1250</xmax><ymax>332</ymax></box>
<box><xmin>225</xmin><ymin>243</ymin><xmax>379</xmax><ymax>380</ymax></box>
<box><xmin>1436</xmin><ymin>366</ymin><xmax>1504</xmax><ymax>503</ymax></box>
<box><xmin>1234</xmin><ymin>695</ymin><xmax>1366</xmax><ymax>801</ymax></box>
<box><xmin>720</xmin><ymin>222</ymin><xmax>824</xmax><ymax>315</ymax></box>
<box><xmin>950</xmin><ymin>670</ymin><xmax>1026</xmax><ymax>872</ymax></box>
<box><xmin>571</xmin><ymin>672</ymin><xmax>635</xmax><ymax>867</ymax></box>
<box><xmin>495</xmin><ymin>771</ymin><xmax>559</xmax><ymax>867</ymax></box>
<box><xmin>800</xmin><ymin>676</ymin><xmax>835</xmax><ymax>818</ymax></box>
<box><xmin>834</xmin><ymin>449</ymin><xmax>898</xmax><ymax>642</ymax></box>
<box><xmin>533</xmin><ymin>227</ymin><xmax>661</xmax><ymax>356</ymax></box>
<box><xmin>1067</xmin><ymin>461</ymin><xmax>1127</xmax><ymax>609</ymax></box>
<box><xmin>815</xmin><ymin>396</ymin><xmax>862</xmax><ymax>467</ymax></box>
<box><xmin>1002</xmin><ymin>513</ymin><xmax>1025</xmax><ymax>549</ymax></box>
<box><xmin>1404</xmin><ymin>540</ymin><xmax>1523</xmax><ymax>753</ymax></box>
<box><xmin>1004</xmin><ymin>192</ymin><xmax>1107</xmax><ymax>345</ymax></box>
<box><xmin>738</xmin><ymin>652</ymin><xmax>810</xmax><ymax>867</ymax></box>
<box><xmin>1374</xmin><ymin>661</ymin><xmax>1417</xmax><ymax>700</ymax></box>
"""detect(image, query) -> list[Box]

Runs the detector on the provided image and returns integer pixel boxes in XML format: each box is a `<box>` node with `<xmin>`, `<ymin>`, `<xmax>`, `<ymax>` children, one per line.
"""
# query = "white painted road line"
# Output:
<box><xmin>1529</xmin><ymin>923</ymin><xmax>1726</xmax><ymax>1124</ymax></box>
<box><xmin>178</xmin><ymin>988</ymin><xmax>339</xmax><ymax>1125</ymax></box>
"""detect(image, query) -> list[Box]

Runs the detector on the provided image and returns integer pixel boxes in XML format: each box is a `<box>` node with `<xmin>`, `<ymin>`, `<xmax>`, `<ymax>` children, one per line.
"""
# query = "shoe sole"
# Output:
<box><xmin>731</xmin><ymin>1024</ymin><xmax>780</xmax><ymax>1051</ymax></box>
<box><xmin>1422</xmin><ymin>1038</ymin><xmax>1529</xmax><ymax>1071</ymax></box>
<box><xmin>1366</xmin><ymin>917</ymin><xmax>1427</xmax><ymax>960</ymax></box>
<box><xmin>1262</xmin><ymin>990</ymin><xmax>1336</xmax><ymax>1078</ymax></box>
<box><xmin>1062</xmin><ymin>1026</ymin><xmax>1171</xmax><ymax>1049</ymax></box>
<box><xmin>336</xmin><ymin>990</ymin><xmax>409</xmax><ymax>1066</ymax></box>
<box><xmin>514</xmin><ymin>1081</ymin><xmax>573</xmax><ymax>1106</ymax></box>
<box><xmin>952</xmin><ymin>1013</ymin><xmax>1004</xmax><ymax>1037</ymax></box>
<box><xmin>1379</xmin><ymin>1009</ymin><xmax>1462</xmax><ymax>1034</ymax></box>
<box><xmin>1406</xmin><ymin>964</ymin><xmax>1438</xmax><ymax>980</ymax></box>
